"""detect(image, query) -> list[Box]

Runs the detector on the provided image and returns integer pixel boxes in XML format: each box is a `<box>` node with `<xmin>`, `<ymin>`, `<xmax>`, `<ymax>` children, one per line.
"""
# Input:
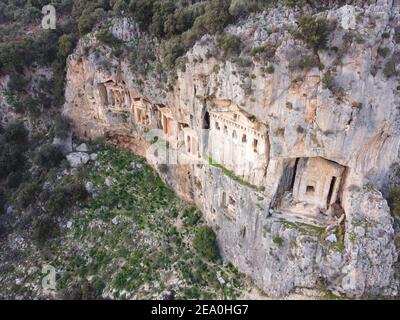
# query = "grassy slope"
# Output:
<box><xmin>1</xmin><ymin>145</ymin><xmax>246</xmax><ymax>300</ymax></box>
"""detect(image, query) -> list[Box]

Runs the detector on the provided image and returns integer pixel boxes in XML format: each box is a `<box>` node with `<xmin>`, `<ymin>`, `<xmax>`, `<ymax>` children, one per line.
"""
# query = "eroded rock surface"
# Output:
<box><xmin>64</xmin><ymin>3</ymin><xmax>400</xmax><ymax>297</ymax></box>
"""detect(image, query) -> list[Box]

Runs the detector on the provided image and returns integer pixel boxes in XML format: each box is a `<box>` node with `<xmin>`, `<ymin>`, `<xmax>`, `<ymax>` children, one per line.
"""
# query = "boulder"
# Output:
<box><xmin>326</xmin><ymin>234</ymin><xmax>338</xmax><ymax>243</ymax></box>
<box><xmin>67</xmin><ymin>152</ymin><xmax>90</xmax><ymax>167</ymax></box>
<box><xmin>85</xmin><ymin>181</ymin><xmax>94</xmax><ymax>194</ymax></box>
<box><xmin>105</xmin><ymin>177</ymin><xmax>113</xmax><ymax>187</ymax></box>
<box><xmin>76</xmin><ymin>143</ymin><xmax>89</xmax><ymax>152</ymax></box>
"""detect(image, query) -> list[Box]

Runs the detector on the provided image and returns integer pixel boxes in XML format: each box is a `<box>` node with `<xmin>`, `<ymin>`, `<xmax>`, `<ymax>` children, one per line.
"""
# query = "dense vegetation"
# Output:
<box><xmin>0</xmin><ymin>0</ymin><xmax>351</xmax><ymax>80</ymax></box>
<box><xmin>0</xmin><ymin>119</ymin><xmax>84</xmax><ymax>246</ymax></box>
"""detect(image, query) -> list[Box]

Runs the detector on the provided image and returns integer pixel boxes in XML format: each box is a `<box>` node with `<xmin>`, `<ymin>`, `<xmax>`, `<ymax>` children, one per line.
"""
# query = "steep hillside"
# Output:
<box><xmin>0</xmin><ymin>143</ymin><xmax>249</xmax><ymax>299</ymax></box>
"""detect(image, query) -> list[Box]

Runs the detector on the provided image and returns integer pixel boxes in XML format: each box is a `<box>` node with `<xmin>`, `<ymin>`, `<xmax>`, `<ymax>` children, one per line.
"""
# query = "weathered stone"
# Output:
<box><xmin>326</xmin><ymin>234</ymin><xmax>337</xmax><ymax>243</ymax></box>
<box><xmin>76</xmin><ymin>143</ymin><xmax>89</xmax><ymax>152</ymax></box>
<box><xmin>85</xmin><ymin>181</ymin><xmax>94</xmax><ymax>194</ymax></box>
<box><xmin>105</xmin><ymin>177</ymin><xmax>113</xmax><ymax>187</ymax></box>
<box><xmin>66</xmin><ymin>152</ymin><xmax>90</xmax><ymax>167</ymax></box>
<box><xmin>53</xmin><ymin>132</ymin><xmax>73</xmax><ymax>155</ymax></box>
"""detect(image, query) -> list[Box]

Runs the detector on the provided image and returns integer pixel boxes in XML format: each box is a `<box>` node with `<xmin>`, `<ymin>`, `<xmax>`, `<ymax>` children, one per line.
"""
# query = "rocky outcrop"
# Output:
<box><xmin>63</xmin><ymin>2</ymin><xmax>400</xmax><ymax>297</ymax></box>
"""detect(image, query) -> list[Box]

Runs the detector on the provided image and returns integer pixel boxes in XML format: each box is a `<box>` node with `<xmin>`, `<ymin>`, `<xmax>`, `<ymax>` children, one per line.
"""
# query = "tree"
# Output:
<box><xmin>129</xmin><ymin>0</ymin><xmax>155</xmax><ymax>31</ymax></box>
<box><xmin>204</xmin><ymin>0</ymin><xmax>232</xmax><ymax>34</ymax></box>
<box><xmin>58</xmin><ymin>34</ymin><xmax>76</xmax><ymax>60</ymax></box>
<box><xmin>149</xmin><ymin>0</ymin><xmax>176</xmax><ymax>38</ymax></box>
<box><xmin>229</xmin><ymin>0</ymin><xmax>249</xmax><ymax>18</ymax></box>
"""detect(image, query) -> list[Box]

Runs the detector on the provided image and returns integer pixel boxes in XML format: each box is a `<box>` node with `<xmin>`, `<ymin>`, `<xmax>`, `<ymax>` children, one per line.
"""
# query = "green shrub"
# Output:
<box><xmin>32</xmin><ymin>215</ymin><xmax>59</xmax><ymax>247</ymax></box>
<box><xmin>183</xmin><ymin>207</ymin><xmax>200</xmax><ymax>227</ymax></box>
<box><xmin>193</xmin><ymin>226</ymin><xmax>220</xmax><ymax>262</ymax></box>
<box><xmin>0</xmin><ymin>122</ymin><xmax>29</xmax><ymax>178</ymax></box>
<box><xmin>363</xmin><ymin>183</ymin><xmax>375</xmax><ymax>192</ymax></box>
<box><xmin>383</xmin><ymin>59</ymin><xmax>396</xmax><ymax>78</ymax></box>
<box><xmin>273</xmin><ymin>236</ymin><xmax>284</xmax><ymax>247</ymax></box>
<box><xmin>389</xmin><ymin>187</ymin><xmax>400</xmax><ymax>217</ymax></box>
<box><xmin>128</xmin><ymin>0</ymin><xmax>156</xmax><ymax>31</ymax></box>
<box><xmin>57</xmin><ymin>34</ymin><xmax>77</xmax><ymax>60</ymax></box>
<box><xmin>161</xmin><ymin>36</ymin><xmax>186</xmax><ymax>69</ymax></box>
<box><xmin>229</xmin><ymin>0</ymin><xmax>250</xmax><ymax>18</ymax></box>
<box><xmin>147</xmin><ymin>0</ymin><xmax>176</xmax><ymax>38</ymax></box>
<box><xmin>34</xmin><ymin>144</ymin><xmax>64</xmax><ymax>170</ymax></box>
<box><xmin>266</xmin><ymin>64</ymin><xmax>275</xmax><ymax>74</ymax></box>
<box><xmin>297</xmin><ymin>54</ymin><xmax>319</xmax><ymax>70</ymax></box>
<box><xmin>7</xmin><ymin>74</ymin><xmax>29</xmax><ymax>92</ymax></box>
<box><xmin>0</xmin><ymin>144</ymin><xmax>26</xmax><ymax>178</ymax></box>
<box><xmin>203</xmin><ymin>0</ymin><xmax>231</xmax><ymax>34</ymax></box>
<box><xmin>0</xmin><ymin>30</ymin><xmax>60</xmax><ymax>73</ymax></box>
<box><xmin>111</xmin><ymin>0</ymin><xmax>129</xmax><ymax>15</ymax></box>
<box><xmin>16</xmin><ymin>182</ymin><xmax>40</xmax><ymax>209</ymax></box>
<box><xmin>53</xmin><ymin>33</ymin><xmax>77</xmax><ymax>106</ymax></box>
<box><xmin>91</xmin><ymin>277</ymin><xmax>106</xmax><ymax>298</ymax></box>
<box><xmin>378</xmin><ymin>47</ymin><xmax>390</xmax><ymax>58</ymax></box>
<box><xmin>6</xmin><ymin>171</ymin><xmax>23</xmax><ymax>189</ymax></box>
<box><xmin>73</xmin><ymin>1</ymin><xmax>109</xmax><ymax>35</ymax></box>
<box><xmin>217</xmin><ymin>32</ymin><xmax>242</xmax><ymax>59</ymax></box>
<box><xmin>96</xmin><ymin>29</ymin><xmax>123</xmax><ymax>48</ymax></box>
<box><xmin>322</xmin><ymin>71</ymin><xmax>344</xmax><ymax>99</ymax></box>
<box><xmin>295</xmin><ymin>16</ymin><xmax>330</xmax><ymax>51</ymax></box>
<box><xmin>251</xmin><ymin>45</ymin><xmax>277</xmax><ymax>64</ymax></box>
<box><xmin>163</xmin><ymin>2</ymin><xmax>205</xmax><ymax>38</ymax></box>
<box><xmin>46</xmin><ymin>177</ymin><xmax>88</xmax><ymax>216</ymax></box>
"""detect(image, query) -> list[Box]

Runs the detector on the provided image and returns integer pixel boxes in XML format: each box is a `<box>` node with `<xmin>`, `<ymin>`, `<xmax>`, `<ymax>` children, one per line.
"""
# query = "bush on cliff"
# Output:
<box><xmin>295</xmin><ymin>16</ymin><xmax>330</xmax><ymax>51</ymax></box>
<box><xmin>217</xmin><ymin>32</ymin><xmax>243</xmax><ymax>59</ymax></box>
<box><xmin>389</xmin><ymin>187</ymin><xmax>400</xmax><ymax>218</ymax></box>
<box><xmin>203</xmin><ymin>0</ymin><xmax>232</xmax><ymax>34</ymax></box>
<box><xmin>193</xmin><ymin>226</ymin><xmax>220</xmax><ymax>262</ymax></box>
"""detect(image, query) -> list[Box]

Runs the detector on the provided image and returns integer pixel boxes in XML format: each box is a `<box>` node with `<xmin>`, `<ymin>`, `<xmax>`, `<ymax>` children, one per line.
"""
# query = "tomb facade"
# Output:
<box><xmin>183</xmin><ymin>127</ymin><xmax>200</xmax><ymax>158</ymax></box>
<box><xmin>132</xmin><ymin>97</ymin><xmax>152</xmax><ymax>126</ymax></box>
<box><xmin>207</xmin><ymin>99</ymin><xmax>269</xmax><ymax>187</ymax></box>
<box><xmin>279</xmin><ymin>157</ymin><xmax>346</xmax><ymax>223</ymax></box>
<box><xmin>98</xmin><ymin>80</ymin><xmax>131</xmax><ymax>110</ymax></box>
<box><xmin>158</xmin><ymin>105</ymin><xmax>180</xmax><ymax>147</ymax></box>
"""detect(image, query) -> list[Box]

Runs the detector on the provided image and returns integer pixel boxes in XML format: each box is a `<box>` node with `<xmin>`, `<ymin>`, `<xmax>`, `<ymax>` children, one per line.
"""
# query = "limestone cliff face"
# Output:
<box><xmin>64</xmin><ymin>2</ymin><xmax>400</xmax><ymax>297</ymax></box>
